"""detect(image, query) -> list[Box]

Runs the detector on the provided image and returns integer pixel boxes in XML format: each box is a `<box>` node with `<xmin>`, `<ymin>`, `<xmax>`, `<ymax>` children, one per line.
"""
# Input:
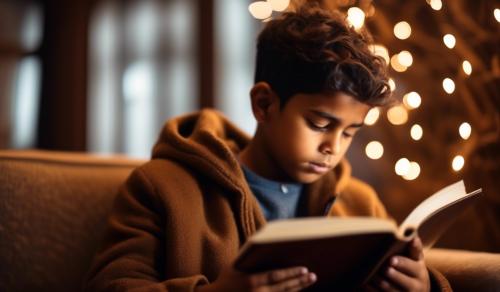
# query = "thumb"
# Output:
<box><xmin>408</xmin><ymin>236</ymin><xmax>424</xmax><ymax>261</ymax></box>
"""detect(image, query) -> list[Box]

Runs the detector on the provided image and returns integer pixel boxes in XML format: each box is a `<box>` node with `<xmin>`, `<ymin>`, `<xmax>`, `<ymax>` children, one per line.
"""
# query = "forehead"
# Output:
<box><xmin>284</xmin><ymin>91</ymin><xmax>371</xmax><ymax>120</ymax></box>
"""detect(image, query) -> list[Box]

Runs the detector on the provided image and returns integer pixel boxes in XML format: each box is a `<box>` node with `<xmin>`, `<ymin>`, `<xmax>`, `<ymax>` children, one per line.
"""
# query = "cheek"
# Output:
<box><xmin>279</xmin><ymin>121</ymin><xmax>319</xmax><ymax>160</ymax></box>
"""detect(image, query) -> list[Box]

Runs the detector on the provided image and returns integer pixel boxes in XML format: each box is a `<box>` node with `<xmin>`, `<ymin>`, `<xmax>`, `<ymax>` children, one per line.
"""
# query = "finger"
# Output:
<box><xmin>269</xmin><ymin>272</ymin><xmax>316</xmax><ymax>292</ymax></box>
<box><xmin>377</xmin><ymin>277</ymin><xmax>399</xmax><ymax>292</ymax></box>
<box><xmin>385</xmin><ymin>265</ymin><xmax>420</xmax><ymax>291</ymax></box>
<box><xmin>389</xmin><ymin>255</ymin><xmax>425</xmax><ymax>278</ymax></box>
<box><xmin>408</xmin><ymin>236</ymin><xmax>424</xmax><ymax>261</ymax></box>
<box><xmin>251</xmin><ymin>266</ymin><xmax>308</xmax><ymax>286</ymax></box>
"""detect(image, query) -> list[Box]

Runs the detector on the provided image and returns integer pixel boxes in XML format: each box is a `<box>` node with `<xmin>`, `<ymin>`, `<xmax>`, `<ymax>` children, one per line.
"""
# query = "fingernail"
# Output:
<box><xmin>309</xmin><ymin>273</ymin><xmax>317</xmax><ymax>282</ymax></box>
<box><xmin>300</xmin><ymin>267</ymin><xmax>308</xmax><ymax>274</ymax></box>
<box><xmin>391</xmin><ymin>257</ymin><xmax>398</xmax><ymax>266</ymax></box>
<box><xmin>386</xmin><ymin>267</ymin><xmax>394</xmax><ymax>276</ymax></box>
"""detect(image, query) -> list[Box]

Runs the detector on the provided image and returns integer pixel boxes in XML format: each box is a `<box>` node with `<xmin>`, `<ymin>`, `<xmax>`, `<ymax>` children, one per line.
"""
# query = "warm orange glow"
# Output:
<box><xmin>387</xmin><ymin>105</ymin><xmax>408</xmax><ymax>125</ymax></box>
<box><xmin>248</xmin><ymin>1</ymin><xmax>273</xmax><ymax>20</ymax></box>
<box><xmin>267</xmin><ymin>0</ymin><xmax>289</xmax><ymax>12</ymax></box>
<box><xmin>390</xmin><ymin>54</ymin><xmax>407</xmax><ymax>72</ymax></box>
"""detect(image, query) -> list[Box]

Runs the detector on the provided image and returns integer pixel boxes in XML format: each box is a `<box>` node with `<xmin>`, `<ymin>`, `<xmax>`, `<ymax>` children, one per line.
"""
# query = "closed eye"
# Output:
<box><xmin>306</xmin><ymin>119</ymin><xmax>329</xmax><ymax>132</ymax></box>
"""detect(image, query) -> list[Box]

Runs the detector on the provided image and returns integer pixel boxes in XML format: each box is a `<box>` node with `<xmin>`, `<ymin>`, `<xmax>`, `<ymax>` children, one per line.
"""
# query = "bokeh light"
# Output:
<box><xmin>347</xmin><ymin>7</ymin><xmax>365</xmax><ymax>30</ymax></box>
<box><xmin>443</xmin><ymin>34</ymin><xmax>456</xmax><ymax>49</ymax></box>
<box><xmin>402</xmin><ymin>162</ymin><xmax>421</xmax><ymax>180</ymax></box>
<box><xmin>442</xmin><ymin>78</ymin><xmax>455</xmax><ymax>94</ymax></box>
<box><xmin>410</xmin><ymin>124</ymin><xmax>423</xmax><ymax>140</ymax></box>
<box><xmin>364</xmin><ymin>107</ymin><xmax>380</xmax><ymax>126</ymax></box>
<box><xmin>397</xmin><ymin>50</ymin><xmax>413</xmax><ymax>67</ymax></box>
<box><xmin>462</xmin><ymin>60</ymin><xmax>472</xmax><ymax>75</ymax></box>
<box><xmin>452</xmin><ymin>155</ymin><xmax>465</xmax><ymax>171</ymax></box>
<box><xmin>394</xmin><ymin>21</ymin><xmax>412</xmax><ymax>40</ymax></box>
<box><xmin>459</xmin><ymin>122</ymin><xmax>472</xmax><ymax>140</ymax></box>
<box><xmin>403</xmin><ymin>91</ymin><xmax>421</xmax><ymax>109</ymax></box>
<box><xmin>390</xmin><ymin>54</ymin><xmax>407</xmax><ymax>72</ymax></box>
<box><xmin>248</xmin><ymin>1</ymin><xmax>273</xmax><ymax>20</ymax></box>
<box><xmin>395</xmin><ymin>158</ymin><xmax>410</xmax><ymax>176</ymax></box>
<box><xmin>267</xmin><ymin>0</ymin><xmax>289</xmax><ymax>12</ymax></box>
<box><xmin>365</xmin><ymin>141</ymin><xmax>384</xmax><ymax>160</ymax></box>
<box><xmin>387</xmin><ymin>105</ymin><xmax>408</xmax><ymax>125</ymax></box>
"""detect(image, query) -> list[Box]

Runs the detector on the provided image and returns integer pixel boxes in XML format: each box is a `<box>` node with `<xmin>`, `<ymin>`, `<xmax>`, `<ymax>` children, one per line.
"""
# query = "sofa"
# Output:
<box><xmin>0</xmin><ymin>150</ymin><xmax>499</xmax><ymax>292</ymax></box>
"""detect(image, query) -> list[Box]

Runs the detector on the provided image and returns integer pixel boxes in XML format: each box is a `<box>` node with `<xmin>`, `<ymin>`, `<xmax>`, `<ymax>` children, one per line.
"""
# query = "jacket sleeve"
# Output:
<box><xmin>83</xmin><ymin>168</ymin><xmax>209</xmax><ymax>292</ymax></box>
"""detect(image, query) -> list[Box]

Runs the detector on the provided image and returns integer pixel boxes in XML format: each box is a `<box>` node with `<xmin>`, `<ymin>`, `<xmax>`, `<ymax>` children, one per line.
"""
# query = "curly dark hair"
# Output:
<box><xmin>254</xmin><ymin>4</ymin><xmax>392</xmax><ymax>107</ymax></box>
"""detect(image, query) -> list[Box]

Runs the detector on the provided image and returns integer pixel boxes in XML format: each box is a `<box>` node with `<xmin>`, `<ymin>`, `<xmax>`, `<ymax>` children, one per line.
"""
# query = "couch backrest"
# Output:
<box><xmin>0</xmin><ymin>150</ymin><xmax>144</xmax><ymax>292</ymax></box>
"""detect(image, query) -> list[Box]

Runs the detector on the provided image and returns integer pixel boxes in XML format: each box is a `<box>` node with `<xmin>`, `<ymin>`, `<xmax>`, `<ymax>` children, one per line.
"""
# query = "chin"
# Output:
<box><xmin>294</xmin><ymin>173</ymin><xmax>324</xmax><ymax>184</ymax></box>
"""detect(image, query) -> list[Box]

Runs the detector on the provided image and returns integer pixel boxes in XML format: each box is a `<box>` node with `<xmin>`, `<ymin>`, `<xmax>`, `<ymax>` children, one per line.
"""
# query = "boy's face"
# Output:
<box><xmin>260</xmin><ymin>90</ymin><xmax>370</xmax><ymax>184</ymax></box>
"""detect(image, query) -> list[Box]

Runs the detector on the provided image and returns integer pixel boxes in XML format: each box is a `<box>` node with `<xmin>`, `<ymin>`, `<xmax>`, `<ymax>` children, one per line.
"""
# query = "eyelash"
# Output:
<box><xmin>306</xmin><ymin>120</ymin><xmax>353</xmax><ymax>137</ymax></box>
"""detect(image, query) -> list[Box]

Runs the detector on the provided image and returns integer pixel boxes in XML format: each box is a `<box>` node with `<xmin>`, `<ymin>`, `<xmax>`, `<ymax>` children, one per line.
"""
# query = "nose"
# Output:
<box><xmin>320</xmin><ymin>131</ymin><xmax>342</xmax><ymax>156</ymax></box>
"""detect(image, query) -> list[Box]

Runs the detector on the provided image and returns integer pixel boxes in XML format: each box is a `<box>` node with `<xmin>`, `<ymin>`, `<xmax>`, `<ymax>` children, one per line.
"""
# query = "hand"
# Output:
<box><xmin>366</xmin><ymin>236</ymin><xmax>431</xmax><ymax>292</ymax></box>
<box><xmin>196</xmin><ymin>265</ymin><xmax>317</xmax><ymax>292</ymax></box>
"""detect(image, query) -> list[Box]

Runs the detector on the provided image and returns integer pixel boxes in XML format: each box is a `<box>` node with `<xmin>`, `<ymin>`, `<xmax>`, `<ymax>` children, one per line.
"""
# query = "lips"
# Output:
<box><xmin>308</xmin><ymin>161</ymin><xmax>331</xmax><ymax>174</ymax></box>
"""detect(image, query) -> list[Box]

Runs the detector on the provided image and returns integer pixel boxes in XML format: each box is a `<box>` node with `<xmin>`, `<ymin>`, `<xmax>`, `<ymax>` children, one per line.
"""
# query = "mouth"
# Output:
<box><xmin>308</xmin><ymin>162</ymin><xmax>331</xmax><ymax>174</ymax></box>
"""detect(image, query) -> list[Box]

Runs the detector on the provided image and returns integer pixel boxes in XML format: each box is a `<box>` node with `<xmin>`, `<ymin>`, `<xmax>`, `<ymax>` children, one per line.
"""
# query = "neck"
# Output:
<box><xmin>239</xmin><ymin>128</ymin><xmax>291</xmax><ymax>182</ymax></box>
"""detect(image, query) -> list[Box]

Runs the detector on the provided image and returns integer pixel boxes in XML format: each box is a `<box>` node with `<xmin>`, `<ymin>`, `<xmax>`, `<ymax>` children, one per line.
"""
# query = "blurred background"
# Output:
<box><xmin>0</xmin><ymin>0</ymin><xmax>498</xmax><ymax>252</ymax></box>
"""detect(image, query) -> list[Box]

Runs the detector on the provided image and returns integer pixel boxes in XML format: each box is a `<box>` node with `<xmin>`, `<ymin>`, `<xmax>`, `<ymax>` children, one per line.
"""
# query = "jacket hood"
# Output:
<box><xmin>152</xmin><ymin>109</ymin><xmax>352</xmax><ymax>203</ymax></box>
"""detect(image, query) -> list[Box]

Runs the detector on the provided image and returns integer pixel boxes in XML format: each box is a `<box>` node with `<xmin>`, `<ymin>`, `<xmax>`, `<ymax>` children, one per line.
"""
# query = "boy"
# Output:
<box><xmin>85</xmin><ymin>5</ymin><xmax>450</xmax><ymax>292</ymax></box>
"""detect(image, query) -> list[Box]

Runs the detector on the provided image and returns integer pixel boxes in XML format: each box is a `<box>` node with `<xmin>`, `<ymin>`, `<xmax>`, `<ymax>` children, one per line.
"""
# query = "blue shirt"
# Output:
<box><xmin>240</xmin><ymin>164</ymin><xmax>303</xmax><ymax>221</ymax></box>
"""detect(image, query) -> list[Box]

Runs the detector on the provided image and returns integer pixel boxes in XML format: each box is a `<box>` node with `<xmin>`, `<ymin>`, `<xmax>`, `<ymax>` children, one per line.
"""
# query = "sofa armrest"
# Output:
<box><xmin>425</xmin><ymin>248</ymin><xmax>500</xmax><ymax>292</ymax></box>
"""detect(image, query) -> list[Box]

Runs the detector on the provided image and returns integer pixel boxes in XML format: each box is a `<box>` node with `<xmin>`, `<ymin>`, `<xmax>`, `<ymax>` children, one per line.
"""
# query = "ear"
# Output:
<box><xmin>249</xmin><ymin>82</ymin><xmax>280</xmax><ymax>123</ymax></box>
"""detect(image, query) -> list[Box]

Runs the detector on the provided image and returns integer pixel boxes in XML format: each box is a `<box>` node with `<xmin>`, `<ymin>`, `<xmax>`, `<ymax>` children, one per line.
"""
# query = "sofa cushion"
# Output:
<box><xmin>0</xmin><ymin>150</ymin><xmax>144</xmax><ymax>292</ymax></box>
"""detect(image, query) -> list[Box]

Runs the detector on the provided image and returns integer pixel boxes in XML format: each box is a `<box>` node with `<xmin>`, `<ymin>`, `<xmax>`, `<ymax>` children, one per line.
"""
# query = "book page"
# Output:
<box><xmin>399</xmin><ymin>180</ymin><xmax>482</xmax><ymax>248</ymax></box>
<box><xmin>248</xmin><ymin>217</ymin><xmax>397</xmax><ymax>244</ymax></box>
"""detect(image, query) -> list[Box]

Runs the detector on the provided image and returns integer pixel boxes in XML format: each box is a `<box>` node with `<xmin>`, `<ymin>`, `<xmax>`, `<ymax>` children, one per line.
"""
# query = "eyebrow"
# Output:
<box><xmin>309</xmin><ymin>110</ymin><xmax>365</xmax><ymax>128</ymax></box>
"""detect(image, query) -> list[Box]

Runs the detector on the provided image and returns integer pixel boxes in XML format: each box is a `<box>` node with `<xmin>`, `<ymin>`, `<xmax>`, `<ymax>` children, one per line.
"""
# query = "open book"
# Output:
<box><xmin>234</xmin><ymin>180</ymin><xmax>482</xmax><ymax>291</ymax></box>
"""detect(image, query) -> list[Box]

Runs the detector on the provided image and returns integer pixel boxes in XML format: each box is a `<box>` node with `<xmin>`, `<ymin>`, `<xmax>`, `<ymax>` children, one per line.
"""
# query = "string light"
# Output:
<box><xmin>495</xmin><ymin>9</ymin><xmax>500</xmax><ymax>22</ymax></box>
<box><xmin>388</xmin><ymin>78</ymin><xmax>396</xmax><ymax>92</ymax></box>
<box><xmin>452</xmin><ymin>155</ymin><xmax>465</xmax><ymax>171</ymax></box>
<box><xmin>403</xmin><ymin>91</ymin><xmax>421</xmax><ymax>109</ymax></box>
<box><xmin>347</xmin><ymin>7</ymin><xmax>365</xmax><ymax>30</ymax></box>
<box><xmin>443</xmin><ymin>34</ymin><xmax>456</xmax><ymax>49</ymax></box>
<box><xmin>390</xmin><ymin>54</ymin><xmax>407</xmax><ymax>72</ymax></box>
<box><xmin>442</xmin><ymin>78</ymin><xmax>455</xmax><ymax>94</ymax></box>
<box><xmin>397</xmin><ymin>50</ymin><xmax>413</xmax><ymax>67</ymax></box>
<box><xmin>364</xmin><ymin>107</ymin><xmax>380</xmax><ymax>125</ymax></box>
<box><xmin>248</xmin><ymin>1</ymin><xmax>273</xmax><ymax>20</ymax></box>
<box><xmin>267</xmin><ymin>0</ymin><xmax>289</xmax><ymax>12</ymax></box>
<box><xmin>410</xmin><ymin>124</ymin><xmax>423</xmax><ymax>140</ymax></box>
<box><xmin>428</xmin><ymin>0</ymin><xmax>442</xmax><ymax>10</ymax></box>
<box><xmin>462</xmin><ymin>60</ymin><xmax>472</xmax><ymax>75</ymax></box>
<box><xmin>459</xmin><ymin>122</ymin><xmax>472</xmax><ymax>140</ymax></box>
<box><xmin>369</xmin><ymin>44</ymin><xmax>390</xmax><ymax>65</ymax></box>
<box><xmin>394</xmin><ymin>21</ymin><xmax>412</xmax><ymax>40</ymax></box>
<box><xmin>365</xmin><ymin>141</ymin><xmax>384</xmax><ymax>160</ymax></box>
<box><xmin>403</xmin><ymin>162</ymin><xmax>421</xmax><ymax>180</ymax></box>
<box><xmin>395</xmin><ymin>158</ymin><xmax>410</xmax><ymax>176</ymax></box>
<box><xmin>387</xmin><ymin>105</ymin><xmax>408</xmax><ymax>125</ymax></box>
